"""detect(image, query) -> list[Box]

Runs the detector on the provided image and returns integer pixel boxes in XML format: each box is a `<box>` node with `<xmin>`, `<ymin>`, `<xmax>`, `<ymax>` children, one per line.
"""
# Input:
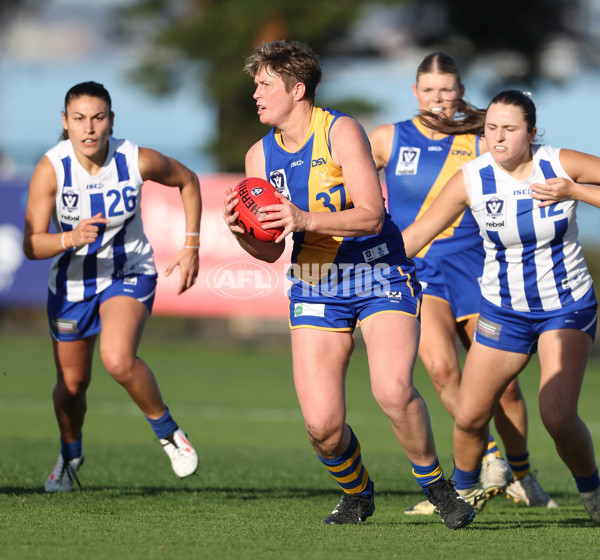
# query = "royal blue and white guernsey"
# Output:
<box><xmin>384</xmin><ymin>118</ymin><xmax>481</xmax><ymax>257</ymax></box>
<box><xmin>262</xmin><ymin>107</ymin><xmax>412</xmax><ymax>286</ymax></box>
<box><xmin>46</xmin><ymin>137</ymin><xmax>156</xmax><ymax>302</ymax></box>
<box><xmin>464</xmin><ymin>144</ymin><xmax>593</xmax><ymax>312</ymax></box>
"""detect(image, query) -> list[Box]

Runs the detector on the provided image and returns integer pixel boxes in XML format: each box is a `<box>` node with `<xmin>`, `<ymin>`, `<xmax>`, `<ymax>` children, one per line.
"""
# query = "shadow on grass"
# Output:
<box><xmin>1</xmin><ymin>485</ymin><xmax>597</xmax><ymax>528</ymax></box>
<box><xmin>0</xmin><ymin>485</ymin><xmax>417</xmax><ymax>499</ymax></box>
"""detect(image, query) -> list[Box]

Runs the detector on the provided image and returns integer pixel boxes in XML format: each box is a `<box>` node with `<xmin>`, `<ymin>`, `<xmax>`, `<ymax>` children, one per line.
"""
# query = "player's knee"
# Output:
<box><xmin>454</xmin><ymin>413</ymin><xmax>487</xmax><ymax>436</ymax></box>
<box><xmin>54</xmin><ymin>376</ymin><xmax>89</xmax><ymax>400</ymax></box>
<box><xmin>426</xmin><ymin>358</ymin><xmax>460</xmax><ymax>390</ymax></box>
<box><xmin>540</xmin><ymin>402</ymin><xmax>576</xmax><ymax>438</ymax></box>
<box><xmin>101</xmin><ymin>352</ymin><xmax>136</xmax><ymax>382</ymax></box>
<box><xmin>306</xmin><ymin>422</ymin><xmax>343</xmax><ymax>456</ymax></box>
<box><xmin>372</xmin><ymin>381</ymin><xmax>414</xmax><ymax>414</ymax></box>
<box><xmin>499</xmin><ymin>378</ymin><xmax>523</xmax><ymax>404</ymax></box>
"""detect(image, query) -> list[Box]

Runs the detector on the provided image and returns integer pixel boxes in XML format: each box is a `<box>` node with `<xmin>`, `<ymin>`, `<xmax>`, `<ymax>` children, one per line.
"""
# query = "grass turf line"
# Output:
<box><xmin>1</xmin><ymin>332</ymin><xmax>600</xmax><ymax>559</ymax></box>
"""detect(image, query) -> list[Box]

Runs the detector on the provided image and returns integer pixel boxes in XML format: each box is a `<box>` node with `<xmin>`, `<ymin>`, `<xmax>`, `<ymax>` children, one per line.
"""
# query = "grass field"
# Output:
<box><xmin>1</xmin><ymin>319</ymin><xmax>600</xmax><ymax>559</ymax></box>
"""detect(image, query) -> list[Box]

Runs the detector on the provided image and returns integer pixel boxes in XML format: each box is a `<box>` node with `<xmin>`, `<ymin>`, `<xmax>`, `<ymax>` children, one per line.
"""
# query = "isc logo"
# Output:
<box><xmin>312</xmin><ymin>157</ymin><xmax>327</xmax><ymax>167</ymax></box>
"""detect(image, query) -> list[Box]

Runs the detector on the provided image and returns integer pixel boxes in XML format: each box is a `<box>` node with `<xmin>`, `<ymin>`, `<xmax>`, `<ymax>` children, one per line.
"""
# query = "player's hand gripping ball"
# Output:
<box><xmin>234</xmin><ymin>177</ymin><xmax>284</xmax><ymax>242</ymax></box>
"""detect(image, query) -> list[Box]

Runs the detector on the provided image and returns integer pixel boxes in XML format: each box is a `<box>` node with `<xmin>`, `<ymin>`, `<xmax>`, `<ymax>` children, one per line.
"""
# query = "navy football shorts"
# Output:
<box><xmin>474</xmin><ymin>286</ymin><xmax>598</xmax><ymax>354</ymax></box>
<box><xmin>47</xmin><ymin>274</ymin><xmax>157</xmax><ymax>341</ymax></box>
<box><xmin>414</xmin><ymin>243</ymin><xmax>484</xmax><ymax>322</ymax></box>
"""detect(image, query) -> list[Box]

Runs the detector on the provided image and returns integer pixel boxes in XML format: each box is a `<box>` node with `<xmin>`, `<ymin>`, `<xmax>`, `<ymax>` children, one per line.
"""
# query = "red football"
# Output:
<box><xmin>234</xmin><ymin>177</ymin><xmax>284</xmax><ymax>242</ymax></box>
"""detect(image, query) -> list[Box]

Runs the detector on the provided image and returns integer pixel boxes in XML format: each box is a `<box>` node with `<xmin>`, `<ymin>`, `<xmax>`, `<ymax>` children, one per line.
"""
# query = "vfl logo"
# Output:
<box><xmin>395</xmin><ymin>147</ymin><xmax>420</xmax><ymax>176</ymax></box>
<box><xmin>402</xmin><ymin>148</ymin><xmax>418</xmax><ymax>164</ymax></box>
<box><xmin>484</xmin><ymin>196</ymin><xmax>506</xmax><ymax>229</ymax></box>
<box><xmin>485</xmin><ymin>197</ymin><xmax>504</xmax><ymax>218</ymax></box>
<box><xmin>312</xmin><ymin>157</ymin><xmax>327</xmax><ymax>167</ymax></box>
<box><xmin>62</xmin><ymin>189</ymin><xmax>80</xmax><ymax>212</ymax></box>
<box><xmin>251</xmin><ymin>186</ymin><xmax>265</xmax><ymax>196</ymax></box>
<box><xmin>269</xmin><ymin>169</ymin><xmax>291</xmax><ymax>200</ymax></box>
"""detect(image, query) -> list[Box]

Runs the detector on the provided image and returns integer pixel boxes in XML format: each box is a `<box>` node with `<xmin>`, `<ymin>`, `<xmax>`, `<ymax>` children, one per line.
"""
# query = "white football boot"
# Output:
<box><xmin>580</xmin><ymin>486</ymin><xmax>600</xmax><ymax>523</ymax></box>
<box><xmin>160</xmin><ymin>428</ymin><xmax>198</xmax><ymax>478</ymax></box>
<box><xmin>45</xmin><ymin>454</ymin><xmax>85</xmax><ymax>492</ymax></box>
<box><xmin>480</xmin><ymin>454</ymin><xmax>513</xmax><ymax>498</ymax></box>
<box><xmin>506</xmin><ymin>472</ymin><xmax>558</xmax><ymax>508</ymax></box>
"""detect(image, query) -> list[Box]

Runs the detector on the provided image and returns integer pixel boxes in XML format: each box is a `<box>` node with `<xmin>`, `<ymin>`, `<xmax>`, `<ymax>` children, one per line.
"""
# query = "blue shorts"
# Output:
<box><xmin>47</xmin><ymin>274</ymin><xmax>158</xmax><ymax>341</ymax></box>
<box><xmin>414</xmin><ymin>244</ymin><xmax>484</xmax><ymax>322</ymax></box>
<box><xmin>474</xmin><ymin>287</ymin><xmax>598</xmax><ymax>354</ymax></box>
<box><xmin>288</xmin><ymin>262</ymin><xmax>422</xmax><ymax>330</ymax></box>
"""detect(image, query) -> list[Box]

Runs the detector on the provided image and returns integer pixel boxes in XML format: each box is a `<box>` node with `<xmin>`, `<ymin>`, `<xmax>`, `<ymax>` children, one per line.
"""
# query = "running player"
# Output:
<box><xmin>369</xmin><ymin>52</ymin><xmax>556</xmax><ymax>512</ymax></box>
<box><xmin>223</xmin><ymin>40</ymin><xmax>476</xmax><ymax>529</ymax></box>
<box><xmin>402</xmin><ymin>89</ymin><xmax>600</xmax><ymax>523</ymax></box>
<box><xmin>23</xmin><ymin>81</ymin><xmax>201</xmax><ymax>491</ymax></box>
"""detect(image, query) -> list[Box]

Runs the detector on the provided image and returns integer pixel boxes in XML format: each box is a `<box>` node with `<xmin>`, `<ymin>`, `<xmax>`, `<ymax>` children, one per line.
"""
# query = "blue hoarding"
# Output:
<box><xmin>0</xmin><ymin>177</ymin><xmax>50</xmax><ymax>307</ymax></box>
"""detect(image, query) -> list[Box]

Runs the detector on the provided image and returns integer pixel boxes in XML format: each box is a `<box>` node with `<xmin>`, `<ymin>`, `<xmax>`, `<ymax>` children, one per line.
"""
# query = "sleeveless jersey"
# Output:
<box><xmin>46</xmin><ymin>137</ymin><xmax>156</xmax><ymax>302</ymax></box>
<box><xmin>464</xmin><ymin>144</ymin><xmax>593</xmax><ymax>312</ymax></box>
<box><xmin>263</xmin><ymin>107</ymin><xmax>409</xmax><ymax>285</ymax></box>
<box><xmin>384</xmin><ymin>118</ymin><xmax>481</xmax><ymax>257</ymax></box>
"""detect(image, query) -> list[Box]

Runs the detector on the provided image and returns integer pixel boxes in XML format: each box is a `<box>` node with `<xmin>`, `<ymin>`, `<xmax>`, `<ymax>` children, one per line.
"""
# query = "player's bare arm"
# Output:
<box><xmin>368</xmin><ymin>123</ymin><xmax>395</xmax><ymax>170</ymax></box>
<box><xmin>23</xmin><ymin>156</ymin><xmax>109</xmax><ymax>259</ymax></box>
<box><xmin>139</xmin><ymin>147</ymin><xmax>202</xmax><ymax>295</ymax></box>
<box><xmin>402</xmin><ymin>170</ymin><xmax>469</xmax><ymax>258</ymax></box>
<box><xmin>531</xmin><ymin>149</ymin><xmax>600</xmax><ymax>208</ymax></box>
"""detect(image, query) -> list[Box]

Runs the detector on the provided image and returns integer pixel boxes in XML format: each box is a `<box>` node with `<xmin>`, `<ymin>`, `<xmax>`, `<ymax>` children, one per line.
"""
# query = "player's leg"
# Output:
<box><xmin>45</xmin><ymin>289</ymin><xmax>98</xmax><ymax>492</ymax></box>
<box><xmin>363</xmin><ymin>312</ymin><xmax>434</xmax><ymax>462</ymax></box>
<box><xmin>460</xmin><ymin>315</ymin><xmax>520</xmax><ymax>496</ymax></box>
<box><xmin>291</xmin><ymin>327</ymin><xmax>375</xmax><ymax>524</ymax></box>
<box><xmin>99</xmin><ymin>294</ymin><xmax>163</xmax><ymax>414</ymax></box>
<box><xmin>418</xmin><ymin>296</ymin><xmax>462</xmax><ymax>417</ymax></box>
<box><xmin>361</xmin><ymin>311</ymin><xmax>476</xmax><ymax>528</ymax></box>
<box><xmin>453</xmin><ymin>341</ymin><xmax>529</xmax><ymax>496</ymax></box>
<box><xmin>45</xmin><ymin>336</ymin><xmax>95</xmax><ymax>492</ymax></box>
<box><xmin>51</xmin><ymin>337</ymin><xmax>95</xmax><ymax>443</ymax></box>
<box><xmin>538</xmin><ymin>327</ymin><xmax>599</xmax><ymax>520</ymax></box>
<box><xmin>99</xmin><ymin>283</ymin><xmax>197</xmax><ymax>478</ymax></box>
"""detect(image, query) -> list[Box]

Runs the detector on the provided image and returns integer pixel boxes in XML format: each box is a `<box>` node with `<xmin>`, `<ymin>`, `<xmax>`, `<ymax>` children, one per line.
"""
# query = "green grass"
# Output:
<box><xmin>1</xmin><ymin>324</ymin><xmax>600</xmax><ymax>559</ymax></box>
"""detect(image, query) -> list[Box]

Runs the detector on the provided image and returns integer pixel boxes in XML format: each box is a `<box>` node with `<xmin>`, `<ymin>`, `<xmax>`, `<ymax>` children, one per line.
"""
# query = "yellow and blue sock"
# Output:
<box><xmin>574</xmin><ymin>467</ymin><xmax>600</xmax><ymax>493</ymax></box>
<box><xmin>484</xmin><ymin>435</ymin><xmax>502</xmax><ymax>459</ymax></box>
<box><xmin>318</xmin><ymin>428</ymin><xmax>372</xmax><ymax>497</ymax></box>
<box><xmin>146</xmin><ymin>407</ymin><xmax>179</xmax><ymax>439</ymax></box>
<box><xmin>411</xmin><ymin>458</ymin><xmax>444</xmax><ymax>490</ymax></box>
<box><xmin>506</xmin><ymin>452</ymin><xmax>531</xmax><ymax>480</ymax></box>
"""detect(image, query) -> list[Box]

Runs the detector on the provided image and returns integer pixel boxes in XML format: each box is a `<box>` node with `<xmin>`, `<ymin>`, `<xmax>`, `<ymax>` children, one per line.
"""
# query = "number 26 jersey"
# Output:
<box><xmin>46</xmin><ymin>137</ymin><xmax>156</xmax><ymax>302</ymax></box>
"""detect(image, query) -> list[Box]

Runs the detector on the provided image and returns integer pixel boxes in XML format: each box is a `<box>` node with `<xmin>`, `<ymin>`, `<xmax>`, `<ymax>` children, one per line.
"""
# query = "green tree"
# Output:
<box><xmin>117</xmin><ymin>0</ymin><xmax>388</xmax><ymax>172</ymax></box>
<box><xmin>117</xmin><ymin>0</ymin><xmax>591</xmax><ymax>172</ymax></box>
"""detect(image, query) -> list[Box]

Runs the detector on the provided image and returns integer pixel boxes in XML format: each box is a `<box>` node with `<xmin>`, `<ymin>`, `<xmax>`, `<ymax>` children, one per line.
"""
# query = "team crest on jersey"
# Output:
<box><xmin>269</xmin><ymin>169</ymin><xmax>291</xmax><ymax>200</ymax></box>
<box><xmin>62</xmin><ymin>188</ymin><xmax>80</xmax><ymax>212</ymax></box>
<box><xmin>395</xmin><ymin>147</ymin><xmax>420</xmax><ymax>176</ymax></box>
<box><xmin>484</xmin><ymin>196</ymin><xmax>506</xmax><ymax>229</ymax></box>
<box><xmin>60</xmin><ymin>187</ymin><xmax>81</xmax><ymax>222</ymax></box>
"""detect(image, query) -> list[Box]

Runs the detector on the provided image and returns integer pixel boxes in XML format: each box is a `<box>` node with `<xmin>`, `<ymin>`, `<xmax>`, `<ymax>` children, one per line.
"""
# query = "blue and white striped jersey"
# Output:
<box><xmin>464</xmin><ymin>144</ymin><xmax>593</xmax><ymax>312</ymax></box>
<box><xmin>46</xmin><ymin>137</ymin><xmax>156</xmax><ymax>302</ymax></box>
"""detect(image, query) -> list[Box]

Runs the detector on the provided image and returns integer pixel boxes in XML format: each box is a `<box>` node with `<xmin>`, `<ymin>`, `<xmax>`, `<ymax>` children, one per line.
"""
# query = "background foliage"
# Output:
<box><xmin>115</xmin><ymin>0</ymin><xmax>593</xmax><ymax>172</ymax></box>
